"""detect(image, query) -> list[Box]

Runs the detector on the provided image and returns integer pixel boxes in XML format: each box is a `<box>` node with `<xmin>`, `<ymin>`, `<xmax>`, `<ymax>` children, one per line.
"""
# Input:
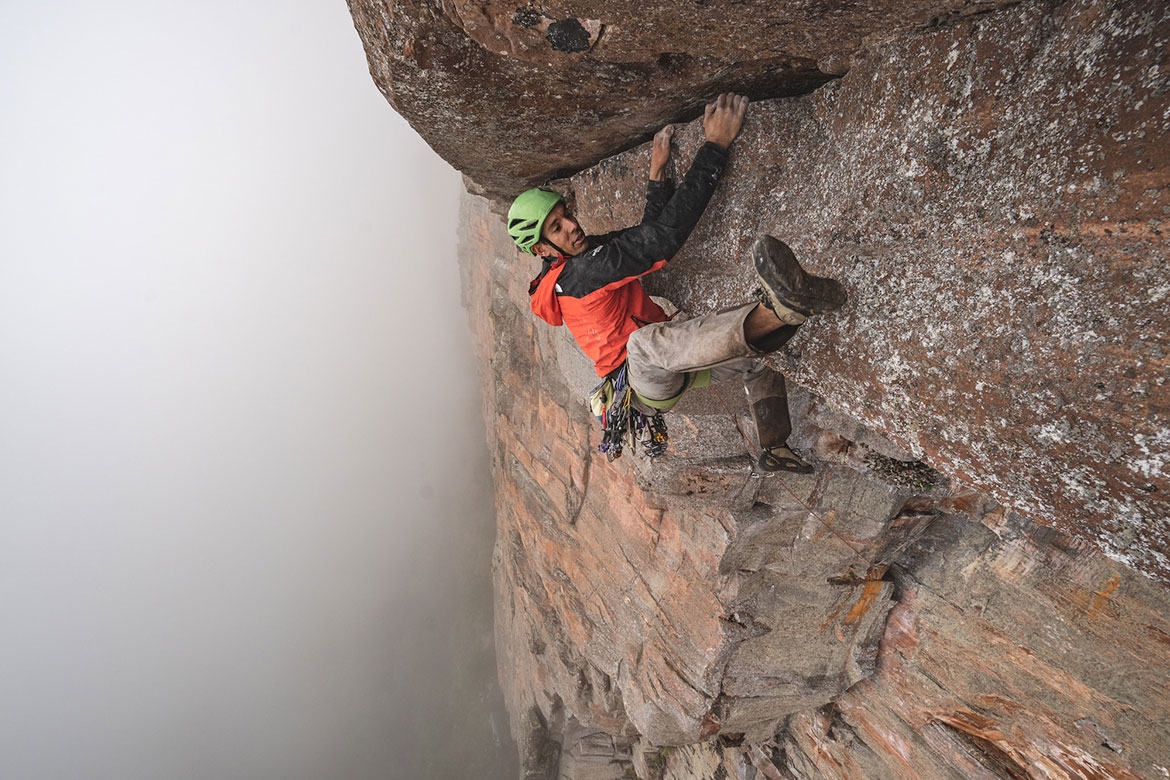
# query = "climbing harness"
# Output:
<box><xmin>629</xmin><ymin>368</ymin><xmax>712</xmax><ymax>412</ymax></box>
<box><xmin>589</xmin><ymin>364</ymin><xmax>717</xmax><ymax>461</ymax></box>
<box><xmin>589</xmin><ymin>365</ymin><xmax>671</xmax><ymax>461</ymax></box>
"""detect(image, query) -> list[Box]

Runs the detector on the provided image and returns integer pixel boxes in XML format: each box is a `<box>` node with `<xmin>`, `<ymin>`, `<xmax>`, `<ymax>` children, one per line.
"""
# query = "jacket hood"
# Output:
<box><xmin>528</xmin><ymin>256</ymin><xmax>566</xmax><ymax>326</ymax></box>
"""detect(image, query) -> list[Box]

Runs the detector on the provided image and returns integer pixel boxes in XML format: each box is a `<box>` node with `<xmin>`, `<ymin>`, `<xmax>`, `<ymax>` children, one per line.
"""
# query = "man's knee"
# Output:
<box><xmin>625</xmin><ymin>323</ymin><xmax>657</xmax><ymax>368</ymax></box>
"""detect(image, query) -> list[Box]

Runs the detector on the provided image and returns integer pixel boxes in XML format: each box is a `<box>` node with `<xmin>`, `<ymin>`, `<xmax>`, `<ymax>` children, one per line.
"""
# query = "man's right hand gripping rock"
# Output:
<box><xmin>703</xmin><ymin>93</ymin><xmax>750</xmax><ymax>151</ymax></box>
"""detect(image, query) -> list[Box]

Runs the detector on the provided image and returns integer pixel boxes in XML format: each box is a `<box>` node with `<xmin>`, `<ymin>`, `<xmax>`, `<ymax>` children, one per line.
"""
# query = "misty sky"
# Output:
<box><xmin>1</xmin><ymin>2</ymin><xmax>508</xmax><ymax>779</ymax></box>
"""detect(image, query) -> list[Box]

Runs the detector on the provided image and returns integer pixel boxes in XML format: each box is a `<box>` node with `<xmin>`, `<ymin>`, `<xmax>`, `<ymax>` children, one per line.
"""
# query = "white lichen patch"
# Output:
<box><xmin>1032</xmin><ymin>420</ymin><xmax>1072</xmax><ymax>447</ymax></box>
<box><xmin>1130</xmin><ymin>430</ymin><xmax>1170</xmax><ymax>479</ymax></box>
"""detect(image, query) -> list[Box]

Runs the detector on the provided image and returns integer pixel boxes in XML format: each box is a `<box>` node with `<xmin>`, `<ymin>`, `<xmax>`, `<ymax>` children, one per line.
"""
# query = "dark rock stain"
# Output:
<box><xmin>547</xmin><ymin>18</ymin><xmax>591</xmax><ymax>53</ymax></box>
<box><xmin>512</xmin><ymin>5</ymin><xmax>541</xmax><ymax>28</ymax></box>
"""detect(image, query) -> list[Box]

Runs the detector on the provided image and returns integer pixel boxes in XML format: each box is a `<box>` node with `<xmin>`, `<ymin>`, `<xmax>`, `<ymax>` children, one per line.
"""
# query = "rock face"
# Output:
<box><xmin>362</xmin><ymin>0</ymin><xmax>1170</xmax><ymax>776</ymax></box>
<box><xmin>568</xmin><ymin>0</ymin><xmax>1170</xmax><ymax>583</ymax></box>
<box><xmin>347</xmin><ymin>0</ymin><xmax>1017</xmax><ymax>201</ymax></box>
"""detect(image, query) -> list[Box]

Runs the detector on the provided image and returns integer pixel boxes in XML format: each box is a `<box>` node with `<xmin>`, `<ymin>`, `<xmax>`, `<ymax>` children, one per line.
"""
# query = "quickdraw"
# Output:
<box><xmin>633</xmin><ymin>409</ymin><xmax>669</xmax><ymax>458</ymax></box>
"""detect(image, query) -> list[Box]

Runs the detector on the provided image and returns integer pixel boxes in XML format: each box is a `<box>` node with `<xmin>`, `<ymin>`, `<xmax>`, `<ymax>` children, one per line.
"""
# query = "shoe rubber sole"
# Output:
<box><xmin>752</xmin><ymin>235</ymin><xmax>846</xmax><ymax>316</ymax></box>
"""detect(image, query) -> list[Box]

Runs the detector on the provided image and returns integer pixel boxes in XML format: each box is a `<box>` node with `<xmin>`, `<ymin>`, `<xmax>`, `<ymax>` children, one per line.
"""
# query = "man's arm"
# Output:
<box><xmin>599</xmin><ymin>94</ymin><xmax>749</xmax><ymax>268</ymax></box>
<box><xmin>642</xmin><ymin>125</ymin><xmax>676</xmax><ymax>224</ymax></box>
<box><xmin>558</xmin><ymin>94</ymin><xmax>749</xmax><ymax>296</ymax></box>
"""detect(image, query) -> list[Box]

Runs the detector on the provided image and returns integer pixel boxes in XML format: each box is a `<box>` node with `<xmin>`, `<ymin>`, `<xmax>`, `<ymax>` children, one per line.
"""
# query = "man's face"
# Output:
<box><xmin>537</xmin><ymin>203</ymin><xmax>588</xmax><ymax>257</ymax></box>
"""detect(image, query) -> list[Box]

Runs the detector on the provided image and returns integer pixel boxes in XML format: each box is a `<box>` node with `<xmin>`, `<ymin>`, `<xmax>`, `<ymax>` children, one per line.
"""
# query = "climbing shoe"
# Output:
<box><xmin>756</xmin><ymin>445</ymin><xmax>814</xmax><ymax>474</ymax></box>
<box><xmin>752</xmin><ymin>235</ymin><xmax>847</xmax><ymax>323</ymax></box>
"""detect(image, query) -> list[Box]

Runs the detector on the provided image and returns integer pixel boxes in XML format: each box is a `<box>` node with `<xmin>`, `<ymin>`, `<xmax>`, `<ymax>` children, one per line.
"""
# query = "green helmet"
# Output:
<box><xmin>508</xmin><ymin>188</ymin><xmax>564</xmax><ymax>254</ymax></box>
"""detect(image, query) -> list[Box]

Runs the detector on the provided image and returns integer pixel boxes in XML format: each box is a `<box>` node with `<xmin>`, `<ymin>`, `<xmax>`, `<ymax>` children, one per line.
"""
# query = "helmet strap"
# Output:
<box><xmin>538</xmin><ymin>239</ymin><xmax>571</xmax><ymax>258</ymax></box>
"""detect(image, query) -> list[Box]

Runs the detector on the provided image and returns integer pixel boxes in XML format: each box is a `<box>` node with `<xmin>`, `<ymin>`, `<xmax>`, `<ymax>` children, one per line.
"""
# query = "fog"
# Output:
<box><xmin>1</xmin><ymin>2</ymin><xmax>514</xmax><ymax>778</ymax></box>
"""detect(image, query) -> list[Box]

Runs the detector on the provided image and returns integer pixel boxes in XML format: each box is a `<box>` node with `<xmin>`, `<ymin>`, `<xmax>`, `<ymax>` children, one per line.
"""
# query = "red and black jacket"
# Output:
<box><xmin>528</xmin><ymin>142</ymin><xmax>729</xmax><ymax>377</ymax></box>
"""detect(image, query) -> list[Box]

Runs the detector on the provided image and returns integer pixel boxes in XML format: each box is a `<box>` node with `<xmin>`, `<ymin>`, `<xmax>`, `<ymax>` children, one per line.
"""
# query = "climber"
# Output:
<box><xmin>508</xmin><ymin>92</ymin><xmax>846</xmax><ymax>472</ymax></box>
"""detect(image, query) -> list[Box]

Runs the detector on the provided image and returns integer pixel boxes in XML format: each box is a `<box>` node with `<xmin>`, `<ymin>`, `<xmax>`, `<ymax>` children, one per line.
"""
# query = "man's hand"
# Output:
<box><xmin>703</xmin><ymin>92</ymin><xmax>749</xmax><ymax>151</ymax></box>
<box><xmin>649</xmin><ymin>124</ymin><xmax>673</xmax><ymax>182</ymax></box>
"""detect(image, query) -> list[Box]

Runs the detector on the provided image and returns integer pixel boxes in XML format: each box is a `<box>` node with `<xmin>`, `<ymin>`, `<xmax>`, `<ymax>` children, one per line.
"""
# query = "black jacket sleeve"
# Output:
<box><xmin>641</xmin><ymin>178</ymin><xmax>675</xmax><ymax>223</ymax></box>
<box><xmin>555</xmin><ymin>142</ymin><xmax>729</xmax><ymax>297</ymax></box>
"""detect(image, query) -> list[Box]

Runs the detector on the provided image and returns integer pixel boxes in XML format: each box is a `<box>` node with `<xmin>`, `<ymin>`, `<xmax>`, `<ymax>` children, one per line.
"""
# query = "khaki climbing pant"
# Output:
<box><xmin>625</xmin><ymin>302</ymin><xmax>799</xmax><ymax>450</ymax></box>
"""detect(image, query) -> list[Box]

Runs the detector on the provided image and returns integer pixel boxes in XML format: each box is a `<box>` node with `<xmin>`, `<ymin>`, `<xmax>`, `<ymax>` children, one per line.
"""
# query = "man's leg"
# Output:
<box><xmin>625</xmin><ymin>302</ymin><xmax>762</xmax><ymax>403</ymax></box>
<box><xmin>626</xmin><ymin>235</ymin><xmax>844</xmax><ymax>467</ymax></box>
<box><xmin>624</xmin><ymin>302</ymin><xmax>803</xmax><ymax>467</ymax></box>
<box><xmin>744</xmin><ymin>235</ymin><xmax>849</xmax><ymax>471</ymax></box>
<box><xmin>627</xmin><ymin>233</ymin><xmax>845</xmax><ymax>396</ymax></box>
<box><xmin>700</xmin><ymin>323</ymin><xmax>809</xmax><ymax>472</ymax></box>
<box><xmin>628</xmin><ymin>313</ymin><xmax>811</xmax><ymax>470</ymax></box>
<box><xmin>742</xmin><ymin>364</ymin><xmax>812</xmax><ymax>473</ymax></box>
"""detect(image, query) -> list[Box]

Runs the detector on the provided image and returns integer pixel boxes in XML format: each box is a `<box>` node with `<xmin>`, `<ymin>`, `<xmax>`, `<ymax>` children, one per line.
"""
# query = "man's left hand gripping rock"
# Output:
<box><xmin>649</xmin><ymin>124</ymin><xmax>674</xmax><ymax>182</ymax></box>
